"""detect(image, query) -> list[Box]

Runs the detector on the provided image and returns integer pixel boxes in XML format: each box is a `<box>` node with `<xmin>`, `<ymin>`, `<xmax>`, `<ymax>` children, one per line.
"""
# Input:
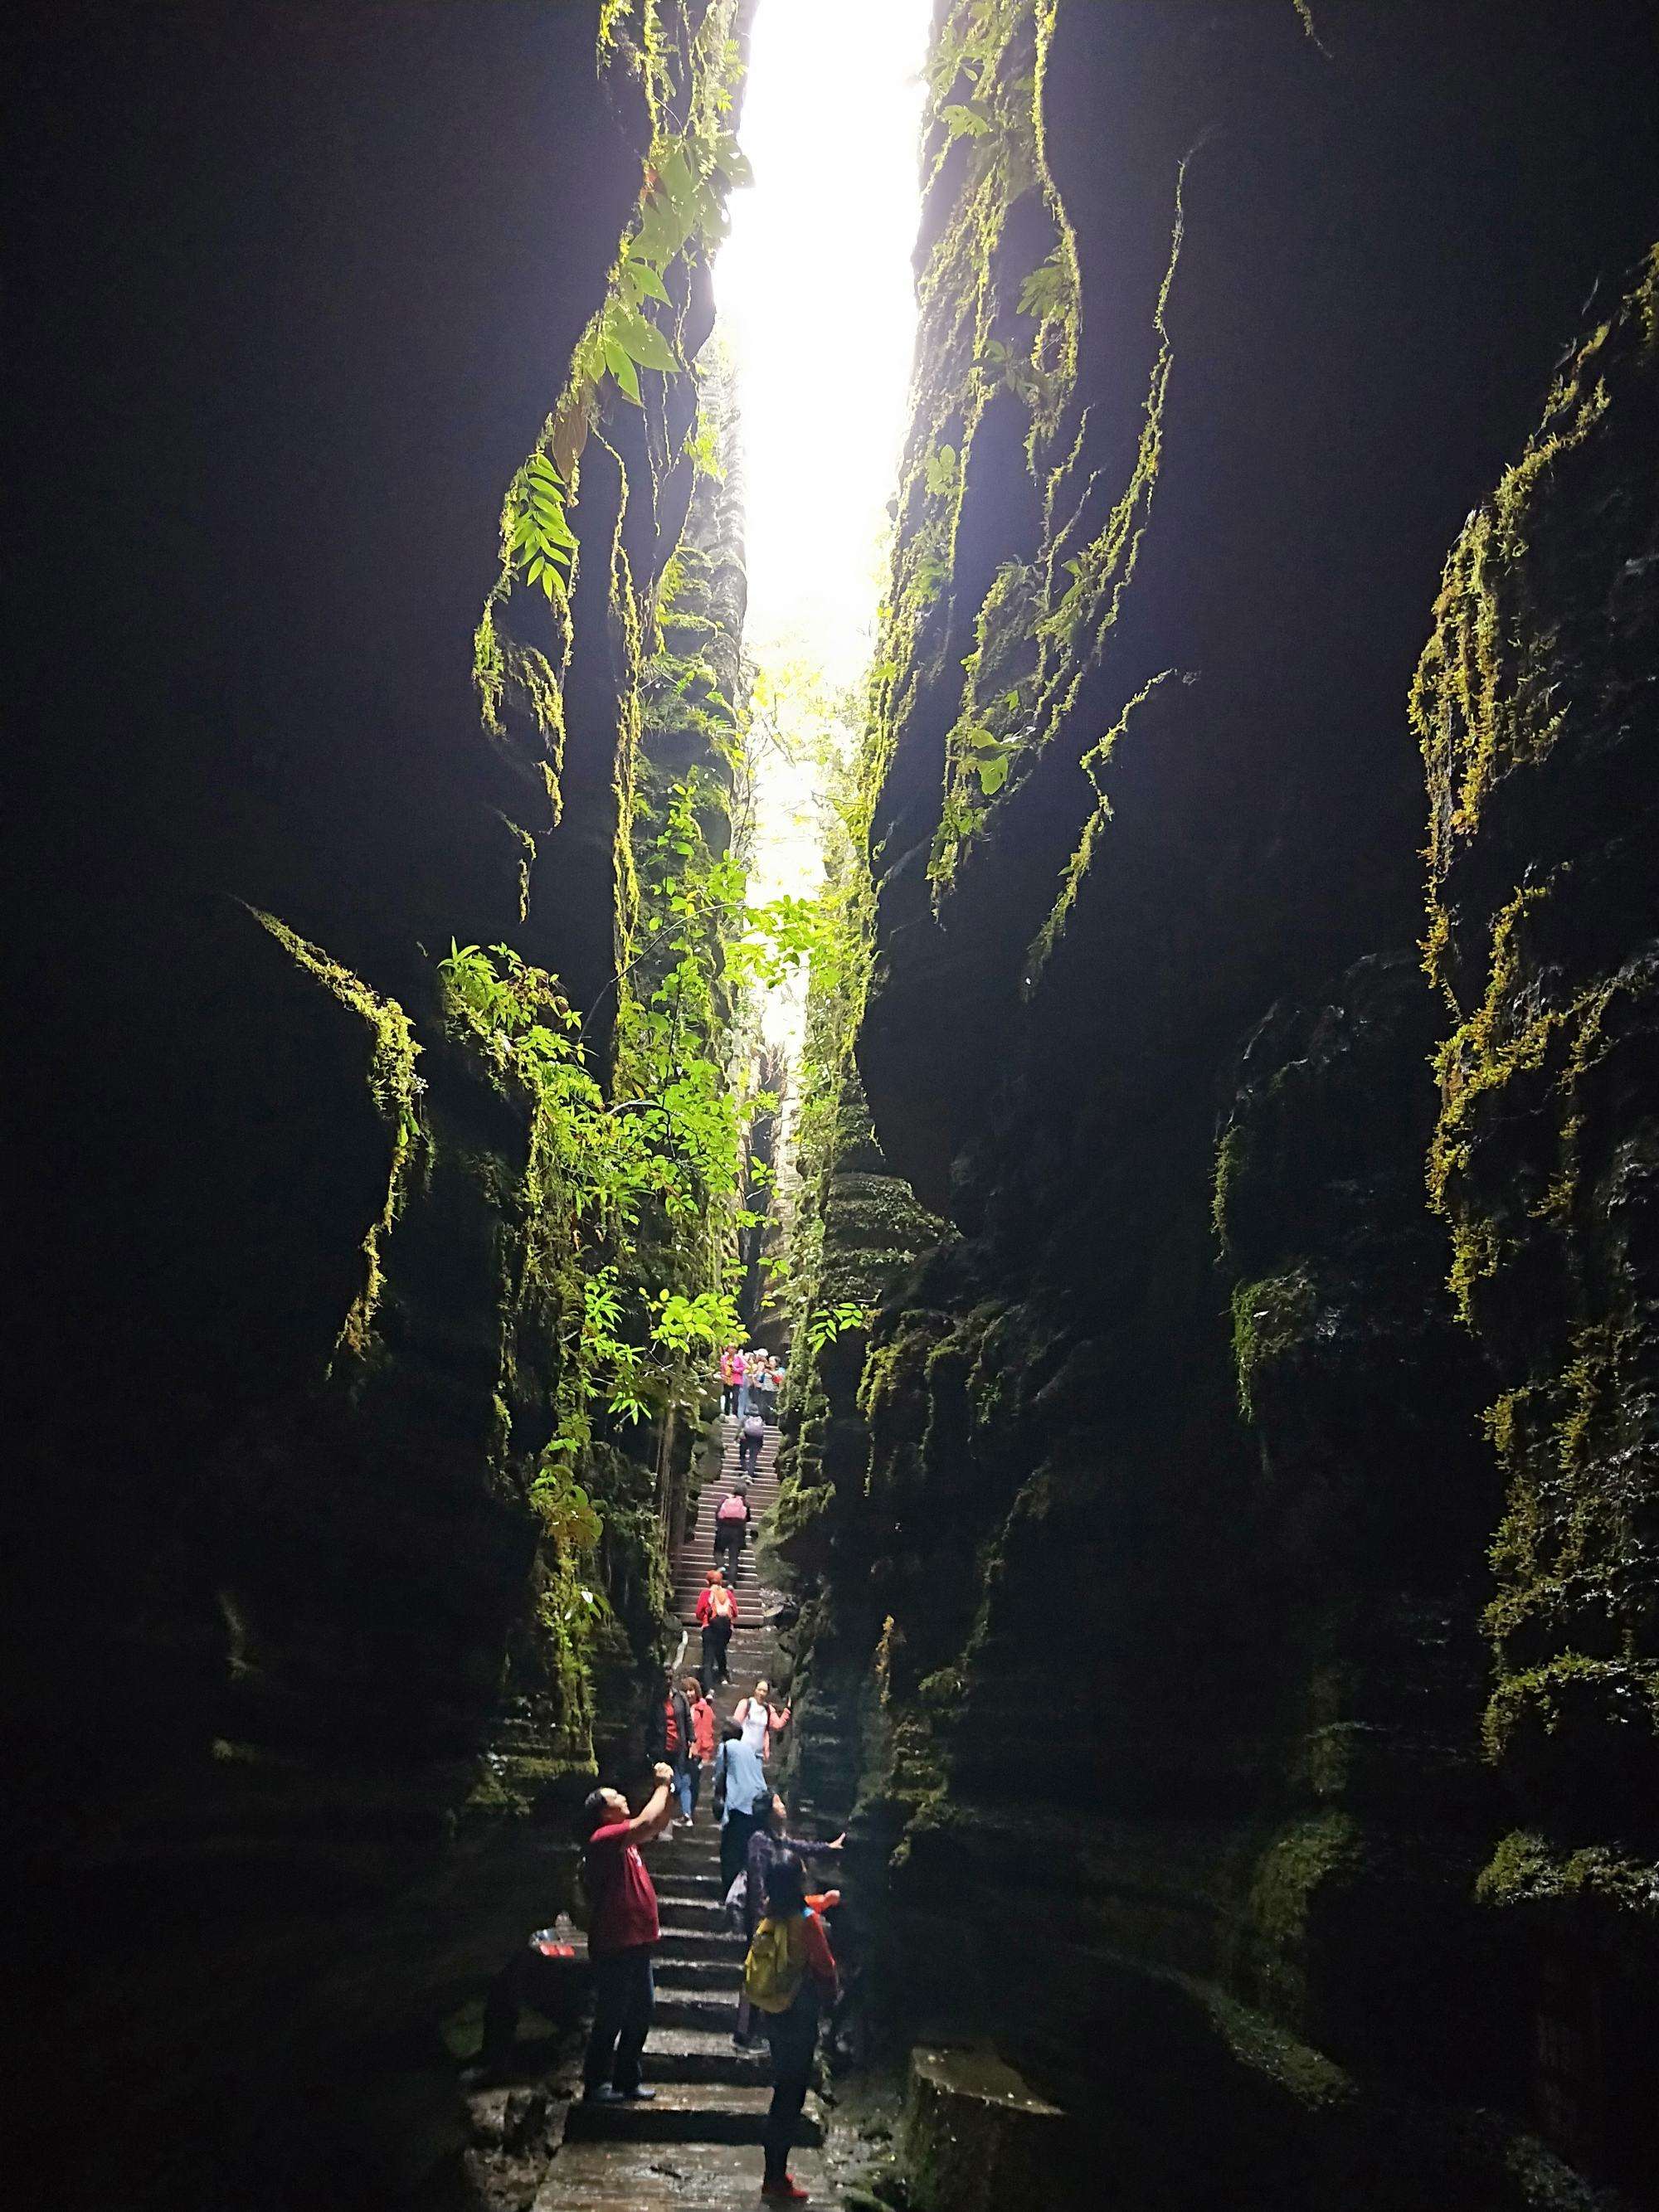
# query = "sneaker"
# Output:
<box><xmin>619</xmin><ymin>2084</ymin><xmax>658</xmax><ymax>2102</ymax></box>
<box><xmin>761</xmin><ymin>2180</ymin><xmax>810</xmax><ymax>2203</ymax></box>
<box><xmin>582</xmin><ymin>2083</ymin><xmax>624</xmax><ymax>2105</ymax></box>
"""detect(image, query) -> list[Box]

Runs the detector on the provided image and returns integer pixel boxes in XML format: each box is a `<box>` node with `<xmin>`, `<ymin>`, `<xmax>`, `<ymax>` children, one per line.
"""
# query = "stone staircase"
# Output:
<box><xmin>537</xmin><ymin>1415</ymin><xmax>830</xmax><ymax>2205</ymax></box>
<box><xmin>670</xmin><ymin>1413</ymin><xmax>783</xmax><ymax>1636</ymax></box>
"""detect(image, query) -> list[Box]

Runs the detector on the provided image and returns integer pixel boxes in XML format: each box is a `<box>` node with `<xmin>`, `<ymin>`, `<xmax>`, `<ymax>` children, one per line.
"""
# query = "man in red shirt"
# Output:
<box><xmin>580</xmin><ymin>1761</ymin><xmax>675</xmax><ymax>2103</ymax></box>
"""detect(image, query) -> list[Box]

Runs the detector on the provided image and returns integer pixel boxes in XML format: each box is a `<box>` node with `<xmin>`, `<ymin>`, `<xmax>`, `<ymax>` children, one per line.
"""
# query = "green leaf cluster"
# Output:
<box><xmin>506</xmin><ymin>453</ymin><xmax>578</xmax><ymax>603</ymax></box>
<box><xmin>923</xmin><ymin>442</ymin><xmax>961</xmax><ymax>498</ymax></box>
<box><xmin>806</xmin><ymin>1301</ymin><xmax>873</xmax><ymax>1356</ymax></box>
<box><xmin>1017</xmin><ymin>249</ymin><xmax>1070</xmax><ymax>322</ymax></box>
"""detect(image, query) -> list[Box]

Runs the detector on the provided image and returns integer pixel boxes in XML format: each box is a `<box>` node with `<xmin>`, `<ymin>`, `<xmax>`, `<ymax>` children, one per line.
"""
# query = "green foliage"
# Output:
<box><xmin>1017</xmin><ymin>250</ymin><xmax>1068</xmax><ymax>322</ymax></box>
<box><xmin>941</xmin><ymin>102</ymin><xmax>991</xmax><ymax>140</ymax></box>
<box><xmin>1230</xmin><ymin>1266</ymin><xmax>1317</xmax><ymax>1423</ymax></box>
<box><xmin>435</xmin><ymin>760</ymin><xmax>858</xmax><ymax>1457</ymax></box>
<box><xmin>684</xmin><ymin>412</ymin><xmax>726</xmax><ymax>480</ymax></box>
<box><xmin>449</xmin><ymin>0</ymin><xmax>761</xmax><ymax>1779</ymax></box>
<box><xmin>980</xmin><ymin>333</ymin><xmax>1055</xmax><ymax>413</ymax></box>
<box><xmin>438</xmin><ymin>934</ymin><xmax>744</xmax><ymax>1447</ymax></box>
<box><xmin>531</xmin><ymin>1458</ymin><xmax>604</xmax><ymax>1549</ymax></box>
<box><xmin>923</xmin><ymin>443</ymin><xmax>961</xmax><ymax>498</ymax></box>
<box><xmin>806</xmin><ymin>1300</ymin><xmax>873</xmax><ymax>1355</ymax></box>
<box><xmin>479</xmin><ymin>4</ymin><xmax>749</xmax><ymax>707</ymax></box>
<box><xmin>927</xmin><ymin>0</ymin><xmax>1014</xmax><ymax>112</ymax></box>
<box><xmin>507</xmin><ymin>452</ymin><xmax>577</xmax><ymax>603</ymax></box>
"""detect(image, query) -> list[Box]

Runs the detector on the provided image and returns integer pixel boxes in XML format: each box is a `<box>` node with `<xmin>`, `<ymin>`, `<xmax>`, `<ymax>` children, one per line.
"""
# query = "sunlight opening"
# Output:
<box><xmin>714</xmin><ymin>0</ymin><xmax>932</xmax><ymax>1023</ymax></box>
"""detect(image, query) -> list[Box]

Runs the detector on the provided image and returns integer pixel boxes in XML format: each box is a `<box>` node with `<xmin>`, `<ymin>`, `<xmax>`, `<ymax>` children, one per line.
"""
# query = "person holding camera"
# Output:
<box><xmin>578</xmin><ymin>1761</ymin><xmax>676</xmax><ymax>2105</ymax></box>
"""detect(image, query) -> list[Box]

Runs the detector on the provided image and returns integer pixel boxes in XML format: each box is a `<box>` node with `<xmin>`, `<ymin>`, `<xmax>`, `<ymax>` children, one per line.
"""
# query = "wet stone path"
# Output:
<box><xmin>532</xmin><ymin>1414</ymin><xmax>834</xmax><ymax>2208</ymax></box>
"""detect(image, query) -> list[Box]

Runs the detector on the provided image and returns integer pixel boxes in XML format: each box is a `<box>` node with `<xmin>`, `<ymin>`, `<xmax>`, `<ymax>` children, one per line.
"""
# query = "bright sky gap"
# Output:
<box><xmin>714</xmin><ymin>0</ymin><xmax>932</xmax><ymax>984</ymax></box>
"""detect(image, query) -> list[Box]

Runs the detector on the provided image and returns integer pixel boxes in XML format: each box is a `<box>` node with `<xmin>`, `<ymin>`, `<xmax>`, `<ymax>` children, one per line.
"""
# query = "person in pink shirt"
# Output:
<box><xmin>719</xmin><ymin>1344</ymin><xmax>742</xmax><ymax>1417</ymax></box>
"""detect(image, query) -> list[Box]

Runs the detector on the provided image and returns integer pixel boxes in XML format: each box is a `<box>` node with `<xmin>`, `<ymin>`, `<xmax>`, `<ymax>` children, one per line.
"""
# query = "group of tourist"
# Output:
<box><xmin>644</xmin><ymin>1665</ymin><xmax>795</xmax><ymax>1835</ymax></box>
<box><xmin>645</xmin><ymin>1668</ymin><xmax>716</xmax><ymax>1821</ymax></box>
<box><xmin>580</xmin><ymin>1665</ymin><xmax>839</xmax><ymax>2202</ymax></box>
<box><xmin>562</xmin><ymin>1343</ymin><xmax>840</xmax><ymax>2199</ymax></box>
<box><xmin>718</xmin><ymin>1343</ymin><xmax>785</xmax><ymax>1421</ymax></box>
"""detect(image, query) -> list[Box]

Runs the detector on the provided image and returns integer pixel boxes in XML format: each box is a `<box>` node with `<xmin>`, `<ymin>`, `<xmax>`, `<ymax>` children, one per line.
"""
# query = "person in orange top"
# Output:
<box><xmin>684</xmin><ymin>1672</ymin><xmax>717</xmax><ymax>1817</ymax></box>
<box><xmin>695</xmin><ymin>1565</ymin><xmax>739</xmax><ymax>1687</ymax></box>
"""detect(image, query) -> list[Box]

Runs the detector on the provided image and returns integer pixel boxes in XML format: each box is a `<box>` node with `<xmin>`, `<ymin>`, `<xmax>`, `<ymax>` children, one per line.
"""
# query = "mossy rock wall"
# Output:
<box><xmin>791</xmin><ymin>4</ymin><xmax>1659</xmax><ymax>2205</ymax></box>
<box><xmin>1415</xmin><ymin>253</ymin><xmax>1659</xmax><ymax>2186</ymax></box>
<box><xmin>7</xmin><ymin>5</ymin><xmax>749</xmax><ymax>2204</ymax></box>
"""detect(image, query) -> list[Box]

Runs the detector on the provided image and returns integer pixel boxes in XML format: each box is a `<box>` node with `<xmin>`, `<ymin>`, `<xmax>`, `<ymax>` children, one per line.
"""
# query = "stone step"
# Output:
<box><xmin>536</xmin><ymin>2137</ymin><xmax>829</xmax><ymax>2208</ymax></box>
<box><xmin>640</xmin><ymin>2026</ymin><xmax>767</xmax><ymax>2085</ymax></box>
<box><xmin>651</xmin><ymin>1991</ymin><xmax>737</xmax><ymax>2031</ymax></box>
<box><xmin>657</xmin><ymin>1898</ymin><xmax>728</xmax><ymax>1932</ymax></box>
<box><xmin>654</xmin><ymin>1958</ymin><xmax>741</xmax><ymax>1991</ymax></box>
<box><xmin>562</xmin><ymin>2083</ymin><xmax>822</xmax><ymax>2147</ymax></box>
<box><xmin>656</xmin><ymin>1928</ymin><xmax>744</xmax><ymax>1962</ymax></box>
<box><xmin>655</xmin><ymin>1874</ymin><xmax>722</xmax><ymax>1902</ymax></box>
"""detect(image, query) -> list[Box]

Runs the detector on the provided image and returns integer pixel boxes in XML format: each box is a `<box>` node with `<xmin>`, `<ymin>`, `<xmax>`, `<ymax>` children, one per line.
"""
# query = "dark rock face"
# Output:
<box><xmin>4</xmin><ymin>5</ymin><xmax>745</xmax><ymax>2204</ymax></box>
<box><xmin>785</xmin><ymin>5</ymin><xmax>1659</xmax><ymax>2205</ymax></box>
<box><xmin>1415</xmin><ymin>255</ymin><xmax>1659</xmax><ymax>2186</ymax></box>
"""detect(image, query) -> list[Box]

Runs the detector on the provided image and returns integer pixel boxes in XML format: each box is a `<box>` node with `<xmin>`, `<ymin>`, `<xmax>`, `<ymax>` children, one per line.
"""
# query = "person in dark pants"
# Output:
<box><xmin>744</xmin><ymin>1853</ymin><xmax>839</xmax><ymax>2202</ymax></box>
<box><xmin>579</xmin><ymin>1762</ymin><xmax>674</xmax><ymax>2104</ymax></box>
<box><xmin>714</xmin><ymin>1482</ymin><xmax>751</xmax><ymax>1574</ymax></box>
<box><xmin>712</xmin><ymin>1720</ymin><xmax>768</xmax><ymax>1891</ymax></box>
<box><xmin>696</xmin><ymin>1568</ymin><xmax>738</xmax><ymax>1687</ymax></box>
<box><xmin>737</xmin><ymin>1410</ymin><xmax>766</xmax><ymax>1477</ymax></box>
<box><xmin>645</xmin><ymin>1670</ymin><xmax>694</xmax><ymax>1820</ymax></box>
<box><xmin>735</xmin><ymin>1794</ymin><xmax>845</xmax><ymax>2048</ymax></box>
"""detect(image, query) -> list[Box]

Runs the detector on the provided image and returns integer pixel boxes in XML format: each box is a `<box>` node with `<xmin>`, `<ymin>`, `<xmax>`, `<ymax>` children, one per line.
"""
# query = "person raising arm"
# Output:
<box><xmin>733</xmin><ymin>1678</ymin><xmax>792</xmax><ymax>1762</ymax></box>
<box><xmin>579</xmin><ymin>1762</ymin><xmax>676</xmax><ymax>2105</ymax></box>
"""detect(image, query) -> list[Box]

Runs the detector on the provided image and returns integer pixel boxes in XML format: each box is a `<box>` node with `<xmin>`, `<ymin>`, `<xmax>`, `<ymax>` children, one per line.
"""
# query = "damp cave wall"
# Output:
<box><xmin>778</xmin><ymin>5</ymin><xmax>1659</xmax><ymax>2207</ymax></box>
<box><xmin>4</xmin><ymin>6</ymin><xmax>745</xmax><ymax>2205</ymax></box>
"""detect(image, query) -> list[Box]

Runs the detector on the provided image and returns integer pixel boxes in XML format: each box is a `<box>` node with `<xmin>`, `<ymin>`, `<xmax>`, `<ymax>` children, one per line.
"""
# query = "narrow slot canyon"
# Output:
<box><xmin>7</xmin><ymin>5</ymin><xmax>1658</xmax><ymax>2210</ymax></box>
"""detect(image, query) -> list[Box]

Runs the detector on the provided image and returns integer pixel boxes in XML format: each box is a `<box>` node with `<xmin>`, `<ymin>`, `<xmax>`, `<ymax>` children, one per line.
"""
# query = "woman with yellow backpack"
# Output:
<box><xmin>742</xmin><ymin>1853</ymin><xmax>839</xmax><ymax>2203</ymax></box>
